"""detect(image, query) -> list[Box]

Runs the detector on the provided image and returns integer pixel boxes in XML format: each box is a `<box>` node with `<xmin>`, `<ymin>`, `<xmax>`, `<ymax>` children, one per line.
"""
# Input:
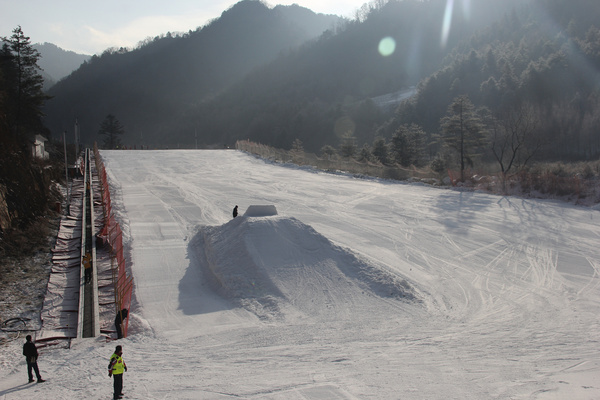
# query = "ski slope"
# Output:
<box><xmin>2</xmin><ymin>149</ymin><xmax>600</xmax><ymax>399</ymax></box>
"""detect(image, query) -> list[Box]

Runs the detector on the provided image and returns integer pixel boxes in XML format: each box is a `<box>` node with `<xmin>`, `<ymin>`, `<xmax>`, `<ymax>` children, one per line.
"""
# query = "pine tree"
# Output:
<box><xmin>358</xmin><ymin>144</ymin><xmax>372</xmax><ymax>162</ymax></box>
<box><xmin>391</xmin><ymin>124</ymin><xmax>426</xmax><ymax>167</ymax></box>
<box><xmin>440</xmin><ymin>95</ymin><xmax>487</xmax><ymax>181</ymax></box>
<box><xmin>0</xmin><ymin>26</ymin><xmax>47</xmax><ymax>142</ymax></box>
<box><xmin>98</xmin><ymin>114</ymin><xmax>125</xmax><ymax>149</ymax></box>
<box><xmin>0</xmin><ymin>28</ymin><xmax>53</xmax><ymax>239</ymax></box>
<box><xmin>320</xmin><ymin>145</ymin><xmax>336</xmax><ymax>159</ymax></box>
<box><xmin>371</xmin><ymin>137</ymin><xmax>389</xmax><ymax>165</ymax></box>
<box><xmin>339</xmin><ymin>131</ymin><xmax>357</xmax><ymax>158</ymax></box>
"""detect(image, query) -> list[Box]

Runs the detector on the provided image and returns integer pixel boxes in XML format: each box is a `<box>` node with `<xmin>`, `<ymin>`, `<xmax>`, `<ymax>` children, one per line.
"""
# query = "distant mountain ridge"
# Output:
<box><xmin>43</xmin><ymin>0</ymin><xmax>342</xmax><ymax>141</ymax></box>
<box><xmin>33</xmin><ymin>42</ymin><xmax>90</xmax><ymax>88</ymax></box>
<box><xmin>42</xmin><ymin>0</ymin><xmax>600</xmax><ymax>161</ymax></box>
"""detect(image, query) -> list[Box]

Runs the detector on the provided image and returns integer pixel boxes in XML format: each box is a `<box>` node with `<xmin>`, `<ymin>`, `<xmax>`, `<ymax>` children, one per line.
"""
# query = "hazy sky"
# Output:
<box><xmin>1</xmin><ymin>0</ymin><xmax>367</xmax><ymax>55</ymax></box>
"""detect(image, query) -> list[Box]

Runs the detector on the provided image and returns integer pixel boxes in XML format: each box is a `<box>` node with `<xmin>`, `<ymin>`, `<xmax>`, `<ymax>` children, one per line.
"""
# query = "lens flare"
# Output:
<box><xmin>441</xmin><ymin>0</ymin><xmax>454</xmax><ymax>48</ymax></box>
<box><xmin>441</xmin><ymin>0</ymin><xmax>471</xmax><ymax>48</ymax></box>
<box><xmin>378</xmin><ymin>36</ymin><xmax>396</xmax><ymax>57</ymax></box>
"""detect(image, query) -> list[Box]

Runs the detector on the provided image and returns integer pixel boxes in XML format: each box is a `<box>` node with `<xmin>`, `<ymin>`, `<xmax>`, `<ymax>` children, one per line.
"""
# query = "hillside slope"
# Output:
<box><xmin>33</xmin><ymin>42</ymin><xmax>90</xmax><ymax>87</ymax></box>
<box><xmin>43</xmin><ymin>0</ymin><xmax>341</xmax><ymax>144</ymax></box>
<box><xmin>0</xmin><ymin>149</ymin><xmax>598</xmax><ymax>399</ymax></box>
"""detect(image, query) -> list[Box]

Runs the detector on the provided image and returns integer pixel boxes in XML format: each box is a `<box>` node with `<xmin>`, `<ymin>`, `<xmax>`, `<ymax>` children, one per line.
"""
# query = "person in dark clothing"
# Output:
<box><xmin>233</xmin><ymin>205</ymin><xmax>238</xmax><ymax>218</ymax></box>
<box><xmin>23</xmin><ymin>335</ymin><xmax>45</xmax><ymax>383</ymax></box>
<box><xmin>83</xmin><ymin>252</ymin><xmax>92</xmax><ymax>284</ymax></box>
<box><xmin>108</xmin><ymin>345</ymin><xmax>127</xmax><ymax>399</ymax></box>
<box><xmin>114</xmin><ymin>309</ymin><xmax>128</xmax><ymax>339</ymax></box>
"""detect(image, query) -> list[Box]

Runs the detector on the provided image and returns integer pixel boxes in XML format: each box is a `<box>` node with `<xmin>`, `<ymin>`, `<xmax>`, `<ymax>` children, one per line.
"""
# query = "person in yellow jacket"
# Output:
<box><xmin>83</xmin><ymin>252</ymin><xmax>92</xmax><ymax>284</ymax></box>
<box><xmin>108</xmin><ymin>345</ymin><xmax>127</xmax><ymax>399</ymax></box>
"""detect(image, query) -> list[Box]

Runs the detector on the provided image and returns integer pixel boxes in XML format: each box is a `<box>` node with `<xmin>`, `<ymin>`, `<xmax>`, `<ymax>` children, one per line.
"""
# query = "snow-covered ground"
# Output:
<box><xmin>1</xmin><ymin>149</ymin><xmax>600</xmax><ymax>399</ymax></box>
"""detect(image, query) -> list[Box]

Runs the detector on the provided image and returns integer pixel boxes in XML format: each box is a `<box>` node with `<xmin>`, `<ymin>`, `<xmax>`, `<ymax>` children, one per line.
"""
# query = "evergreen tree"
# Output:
<box><xmin>440</xmin><ymin>95</ymin><xmax>487</xmax><ymax>181</ymax></box>
<box><xmin>0</xmin><ymin>26</ymin><xmax>47</xmax><ymax>143</ymax></box>
<box><xmin>98</xmin><ymin>114</ymin><xmax>125</xmax><ymax>149</ymax></box>
<box><xmin>371</xmin><ymin>137</ymin><xmax>390</xmax><ymax>164</ymax></box>
<box><xmin>320</xmin><ymin>145</ymin><xmax>336</xmax><ymax>159</ymax></box>
<box><xmin>358</xmin><ymin>143</ymin><xmax>372</xmax><ymax>162</ymax></box>
<box><xmin>0</xmin><ymin>27</ymin><xmax>54</xmax><ymax>241</ymax></box>
<box><xmin>391</xmin><ymin>124</ymin><xmax>426</xmax><ymax>167</ymax></box>
<box><xmin>339</xmin><ymin>132</ymin><xmax>357</xmax><ymax>158</ymax></box>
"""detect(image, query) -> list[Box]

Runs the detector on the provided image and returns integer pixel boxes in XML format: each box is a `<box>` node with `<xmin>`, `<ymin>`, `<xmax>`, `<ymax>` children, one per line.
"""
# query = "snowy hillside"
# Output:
<box><xmin>1</xmin><ymin>150</ymin><xmax>599</xmax><ymax>399</ymax></box>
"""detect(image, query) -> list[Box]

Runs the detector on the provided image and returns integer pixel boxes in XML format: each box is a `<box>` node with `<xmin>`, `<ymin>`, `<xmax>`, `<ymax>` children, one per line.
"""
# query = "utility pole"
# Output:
<box><xmin>74</xmin><ymin>119</ymin><xmax>79</xmax><ymax>159</ymax></box>
<box><xmin>63</xmin><ymin>131</ymin><xmax>69</xmax><ymax>203</ymax></box>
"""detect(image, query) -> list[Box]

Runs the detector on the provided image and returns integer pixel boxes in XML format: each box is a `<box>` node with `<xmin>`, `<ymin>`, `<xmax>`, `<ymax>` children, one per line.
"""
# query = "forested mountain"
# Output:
<box><xmin>42</xmin><ymin>0</ymin><xmax>342</xmax><ymax>145</ymax></box>
<box><xmin>43</xmin><ymin>0</ymin><xmax>599</xmax><ymax>165</ymax></box>
<box><xmin>180</xmin><ymin>0</ymin><xmax>527</xmax><ymax>151</ymax></box>
<box><xmin>33</xmin><ymin>43</ymin><xmax>90</xmax><ymax>88</ymax></box>
<box><xmin>387</xmin><ymin>0</ymin><xmax>600</xmax><ymax>162</ymax></box>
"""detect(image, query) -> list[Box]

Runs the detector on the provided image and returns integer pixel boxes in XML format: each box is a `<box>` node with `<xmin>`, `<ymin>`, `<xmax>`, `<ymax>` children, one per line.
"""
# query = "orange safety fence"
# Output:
<box><xmin>93</xmin><ymin>144</ymin><xmax>134</xmax><ymax>338</ymax></box>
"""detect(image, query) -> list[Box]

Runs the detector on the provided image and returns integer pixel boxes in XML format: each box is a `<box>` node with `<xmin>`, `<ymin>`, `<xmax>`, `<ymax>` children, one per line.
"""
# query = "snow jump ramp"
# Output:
<box><xmin>194</xmin><ymin>210</ymin><xmax>418</xmax><ymax>321</ymax></box>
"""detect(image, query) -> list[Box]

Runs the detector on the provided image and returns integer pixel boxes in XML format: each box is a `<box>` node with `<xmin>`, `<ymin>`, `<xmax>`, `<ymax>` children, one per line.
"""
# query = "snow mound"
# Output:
<box><xmin>197</xmin><ymin>215</ymin><xmax>418</xmax><ymax>321</ymax></box>
<box><xmin>244</xmin><ymin>204</ymin><xmax>278</xmax><ymax>217</ymax></box>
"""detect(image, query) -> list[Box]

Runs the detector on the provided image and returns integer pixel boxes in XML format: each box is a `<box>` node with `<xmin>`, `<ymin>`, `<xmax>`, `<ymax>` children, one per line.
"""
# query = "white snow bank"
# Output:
<box><xmin>197</xmin><ymin>215</ymin><xmax>418</xmax><ymax>321</ymax></box>
<box><xmin>243</xmin><ymin>204</ymin><xmax>278</xmax><ymax>217</ymax></box>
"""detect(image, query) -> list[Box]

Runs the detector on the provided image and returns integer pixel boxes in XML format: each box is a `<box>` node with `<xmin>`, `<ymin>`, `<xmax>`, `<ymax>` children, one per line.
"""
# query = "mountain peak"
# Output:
<box><xmin>221</xmin><ymin>0</ymin><xmax>270</xmax><ymax>18</ymax></box>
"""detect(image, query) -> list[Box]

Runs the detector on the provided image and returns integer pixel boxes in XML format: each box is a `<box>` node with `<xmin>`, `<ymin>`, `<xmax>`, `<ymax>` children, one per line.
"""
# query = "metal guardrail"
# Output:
<box><xmin>89</xmin><ymin>150</ymin><xmax>100</xmax><ymax>337</ymax></box>
<box><xmin>76</xmin><ymin>149</ymin><xmax>101</xmax><ymax>339</ymax></box>
<box><xmin>76</xmin><ymin>150</ymin><xmax>88</xmax><ymax>339</ymax></box>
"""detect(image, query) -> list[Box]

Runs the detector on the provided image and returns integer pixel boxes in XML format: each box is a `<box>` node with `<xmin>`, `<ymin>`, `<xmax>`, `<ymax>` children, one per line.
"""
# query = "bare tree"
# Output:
<box><xmin>489</xmin><ymin>104</ymin><xmax>543</xmax><ymax>191</ymax></box>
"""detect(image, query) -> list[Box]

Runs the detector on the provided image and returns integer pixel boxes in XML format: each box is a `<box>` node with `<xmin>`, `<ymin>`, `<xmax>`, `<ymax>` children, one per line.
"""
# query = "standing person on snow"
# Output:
<box><xmin>233</xmin><ymin>205</ymin><xmax>238</xmax><ymax>218</ymax></box>
<box><xmin>108</xmin><ymin>345</ymin><xmax>127</xmax><ymax>399</ymax></box>
<box><xmin>114</xmin><ymin>309</ymin><xmax>128</xmax><ymax>339</ymax></box>
<box><xmin>23</xmin><ymin>335</ymin><xmax>45</xmax><ymax>383</ymax></box>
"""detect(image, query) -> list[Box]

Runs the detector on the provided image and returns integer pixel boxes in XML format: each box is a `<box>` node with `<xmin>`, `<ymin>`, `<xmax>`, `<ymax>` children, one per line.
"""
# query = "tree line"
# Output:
<box><xmin>377</xmin><ymin>0</ymin><xmax>600</xmax><ymax>173</ymax></box>
<box><xmin>174</xmin><ymin>0</ymin><xmax>599</xmax><ymax>180</ymax></box>
<box><xmin>0</xmin><ymin>26</ymin><xmax>61</xmax><ymax>254</ymax></box>
<box><xmin>43</xmin><ymin>0</ymin><xmax>342</xmax><ymax>149</ymax></box>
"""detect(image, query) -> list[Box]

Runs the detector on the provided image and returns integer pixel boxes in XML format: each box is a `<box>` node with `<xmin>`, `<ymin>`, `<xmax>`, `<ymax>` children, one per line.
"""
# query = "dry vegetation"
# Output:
<box><xmin>0</xmin><ymin>214</ymin><xmax>60</xmax><ymax>343</ymax></box>
<box><xmin>457</xmin><ymin>161</ymin><xmax>600</xmax><ymax>206</ymax></box>
<box><xmin>238</xmin><ymin>140</ymin><xmax>600</xmax><ymax>206</ymax></box>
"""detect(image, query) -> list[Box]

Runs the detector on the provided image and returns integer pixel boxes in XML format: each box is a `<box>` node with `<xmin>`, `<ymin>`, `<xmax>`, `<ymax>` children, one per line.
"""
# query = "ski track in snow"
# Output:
<box><xmin>1</xmin><ymin>149</ymin><xmax>599</xmax><ymax>400</ymax></box>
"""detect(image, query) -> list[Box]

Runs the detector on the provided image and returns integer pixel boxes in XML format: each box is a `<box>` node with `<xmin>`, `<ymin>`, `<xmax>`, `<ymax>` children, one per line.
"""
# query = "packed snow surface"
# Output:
<box><xmin>1</xmin><ymin>150</ymin><xmax>599</xmax><ymax>399</ymax></box>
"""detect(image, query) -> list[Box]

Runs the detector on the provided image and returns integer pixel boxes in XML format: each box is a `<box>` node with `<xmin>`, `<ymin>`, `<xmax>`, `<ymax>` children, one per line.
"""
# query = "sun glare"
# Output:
<box><xmin>378</xmin><ymin>36</ymin><xmax>396</xmax><ymax>57</ymax></box>
<box><xmin>440</xmin><ymin>0</ymin><xmax>472</xmax><ymax>48</ymax></box>
<box><xmin>441</xmin><ymin>0</ymin><xmax>454</xmax><ymax>48</ymax></box>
